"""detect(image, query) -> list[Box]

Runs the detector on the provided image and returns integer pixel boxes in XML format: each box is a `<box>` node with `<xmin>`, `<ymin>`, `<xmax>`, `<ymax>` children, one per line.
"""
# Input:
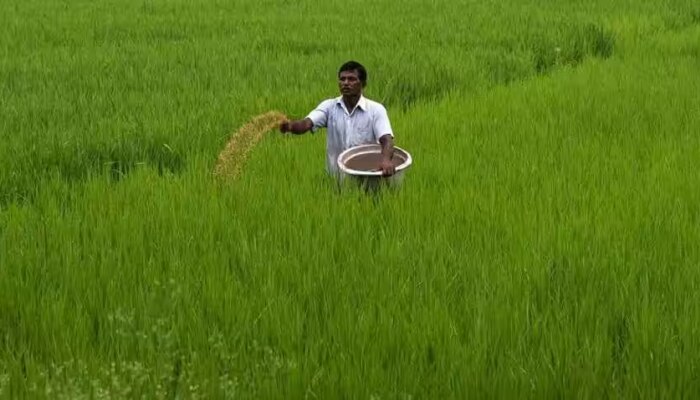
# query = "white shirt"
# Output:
<box><xmin>305</xmin><ymin>95</ymin><xmax>394</xmax><ymax>175</ymax></box>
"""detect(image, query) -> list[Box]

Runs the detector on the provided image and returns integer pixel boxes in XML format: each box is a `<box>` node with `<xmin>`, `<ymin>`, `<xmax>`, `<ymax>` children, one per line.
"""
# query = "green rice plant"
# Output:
<box><xmin>1</xmin><ymin>0</ymin><xmax>699</xmax><ymax>398</ymax></box>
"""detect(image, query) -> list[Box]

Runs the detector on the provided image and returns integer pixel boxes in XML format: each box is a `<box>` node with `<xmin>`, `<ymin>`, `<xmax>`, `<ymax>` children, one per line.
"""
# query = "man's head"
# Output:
<box><xmin>338</xmin><ymin>61</ymin><xmax>367</xmax><ymax>97</ymax></box>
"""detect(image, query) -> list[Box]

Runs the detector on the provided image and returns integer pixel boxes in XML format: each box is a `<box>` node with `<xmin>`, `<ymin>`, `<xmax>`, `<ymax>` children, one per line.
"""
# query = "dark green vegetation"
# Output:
<box><xmin>1</xmin><ymin>0</ymin><xmax>700</xmax><ymax>398</ymax></box>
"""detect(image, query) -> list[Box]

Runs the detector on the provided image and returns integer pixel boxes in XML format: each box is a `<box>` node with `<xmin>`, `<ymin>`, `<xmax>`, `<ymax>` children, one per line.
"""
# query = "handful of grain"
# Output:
<box><xmin>213</xmin><ymin>111</ymin><xmax>287</xmax><ymax>180</ymax></box>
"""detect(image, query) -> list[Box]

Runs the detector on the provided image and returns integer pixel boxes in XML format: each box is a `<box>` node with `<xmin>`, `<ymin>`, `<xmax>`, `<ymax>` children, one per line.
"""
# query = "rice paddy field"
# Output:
<box><xmin>1</xmin><ymin>0</ymin><xmax>700</xmax><ymax>398</ymax></box>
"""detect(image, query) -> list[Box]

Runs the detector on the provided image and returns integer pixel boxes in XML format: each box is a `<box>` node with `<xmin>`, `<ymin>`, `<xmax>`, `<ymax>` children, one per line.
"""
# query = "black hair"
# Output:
<box><xmin>338</xmin><ymin>61</ymin><xmax>367</xmax><ymax>87</ymax></box>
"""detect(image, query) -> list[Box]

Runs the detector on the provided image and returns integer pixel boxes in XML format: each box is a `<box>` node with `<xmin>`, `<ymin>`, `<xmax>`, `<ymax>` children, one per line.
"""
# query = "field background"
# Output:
<box><xmin>2</xmin><ymin>0</ymin><xmax>700</xmax><ymax>398</ymax></box>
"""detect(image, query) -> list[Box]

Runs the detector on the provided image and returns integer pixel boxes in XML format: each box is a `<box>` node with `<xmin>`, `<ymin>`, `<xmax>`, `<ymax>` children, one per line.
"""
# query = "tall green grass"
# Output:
<box><xmin>1</xmin><ymin>0</ymin><xmax>700</xmax><ymax>397</ymax></box>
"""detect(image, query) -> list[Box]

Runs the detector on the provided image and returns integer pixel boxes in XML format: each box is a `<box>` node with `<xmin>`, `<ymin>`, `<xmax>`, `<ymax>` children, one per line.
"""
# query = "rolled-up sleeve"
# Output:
<box><xmin>305</xmin><ymin>99</ymin><xmax>333</xmax><ymax>133</ymax></box>
<box><xmin>373</xmin><ymin>104</ymin><xmax>394</xmax><ymax>141</ymax></box>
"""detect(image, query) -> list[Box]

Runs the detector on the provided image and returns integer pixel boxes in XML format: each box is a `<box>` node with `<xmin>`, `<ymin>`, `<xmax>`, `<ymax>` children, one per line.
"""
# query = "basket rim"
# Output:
<box><xmin>337</xmin><ymin>144</ymin><xmax>413</xmax><ymax>176</ymax></box>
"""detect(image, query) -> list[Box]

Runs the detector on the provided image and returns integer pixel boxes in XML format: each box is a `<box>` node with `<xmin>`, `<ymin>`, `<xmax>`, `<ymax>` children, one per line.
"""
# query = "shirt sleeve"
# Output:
<box><xmin>373</xmin><ymin>104</ymin><xmax>394</xmax><ymax>141</ymax></box>
<box><xmin>305</xmin><ymin>99</ymin><xmax>332</xmax><ymax>133</ymax></box>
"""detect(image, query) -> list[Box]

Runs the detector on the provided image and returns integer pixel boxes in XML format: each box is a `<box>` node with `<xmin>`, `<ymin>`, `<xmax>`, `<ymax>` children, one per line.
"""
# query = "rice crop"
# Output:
<box><xmin>1</xmin><ymin>0</ymin><xmax>700</xmax><ymax>398</ymax></box>
<box><xmin>213</xmin><ymin>111</ymin><xmax>287</xmax><ymax>180</ymax></box>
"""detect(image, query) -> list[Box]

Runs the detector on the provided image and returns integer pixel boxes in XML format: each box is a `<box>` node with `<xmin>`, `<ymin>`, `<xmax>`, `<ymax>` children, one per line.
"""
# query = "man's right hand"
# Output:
<box><xmin>279</xmin><ymin>118</ymin><xmax>313</xmax><ymax>135</ymax></box>
<box><xmin>279</xmin><ymin>120</ymin><xmax>291</xmax><ymax>133</ymax></box>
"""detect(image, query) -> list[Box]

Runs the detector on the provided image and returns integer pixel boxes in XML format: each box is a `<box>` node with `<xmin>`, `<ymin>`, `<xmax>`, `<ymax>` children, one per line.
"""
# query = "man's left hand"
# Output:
<box><xmin>379</xmin><ymin>159</ymin><xmax>395</xmax><ymax>176</ymax></box>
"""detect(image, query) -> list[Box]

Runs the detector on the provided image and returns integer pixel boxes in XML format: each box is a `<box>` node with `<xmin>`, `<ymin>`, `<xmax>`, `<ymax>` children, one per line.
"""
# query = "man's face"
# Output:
<box><xmin>338</xmin><ymin>70</ymin><xmax>363</xmax><ymax>97</ymax></box>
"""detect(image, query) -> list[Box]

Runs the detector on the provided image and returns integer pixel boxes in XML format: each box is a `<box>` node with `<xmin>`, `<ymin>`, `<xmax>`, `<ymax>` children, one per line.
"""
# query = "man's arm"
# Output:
<box><xmin>282</xmin><ymin>99</ymin><xmax>330</xmax><ymax>135</ymax></box>
<box><xmin>373</xmin><ymin>104</ymin><xmax>395</xmax><ymax>176</ymax></box>
<box><xmin>280</xmin><ymin>118</ymin><xmax>314</xmax><ymax>135</ymax></box>
<box><xmin>378</xmin><ymin>134</ymin><xmax>395</xmax><ymax>176</ymax></box>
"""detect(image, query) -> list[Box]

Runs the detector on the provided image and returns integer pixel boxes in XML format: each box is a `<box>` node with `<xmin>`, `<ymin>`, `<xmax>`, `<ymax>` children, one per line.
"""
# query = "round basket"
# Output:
<box><xmin>337</xmin><ymin>144</ymin><xmax>413</xmax><ymax>188</ymax></box>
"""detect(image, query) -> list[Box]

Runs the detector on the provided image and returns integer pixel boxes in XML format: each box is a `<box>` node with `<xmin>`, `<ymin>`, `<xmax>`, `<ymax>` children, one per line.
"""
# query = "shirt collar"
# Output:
<box><xmin>357</xmin><ymin>95</ymin><xmax>367</xmax><ymax>110</ymax></box>
<box><xmin>336</xmin><ymin>95</ymin><xmax>367</xmax><ymax>114</ymax></box>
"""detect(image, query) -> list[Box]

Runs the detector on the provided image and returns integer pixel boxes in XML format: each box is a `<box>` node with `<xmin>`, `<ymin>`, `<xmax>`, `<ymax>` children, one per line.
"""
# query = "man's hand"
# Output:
<box><xmin>378</xmin><ymin>158</ymin><xmax>395</xmax><ymax>176</ymax></box>
<box><xmin>279</xmin><ymin>118</ymin><xmax>313</xmax><ymax>135</ymax></box>
<box><xmin>279</xmin><ymin>120</ymin><xmax>291</xmax><ymax>134</ymax></box>
<box><xmin>378</xmin><ymin>134</ymin><xmax>395</xmax><ymax>176</ymax></box>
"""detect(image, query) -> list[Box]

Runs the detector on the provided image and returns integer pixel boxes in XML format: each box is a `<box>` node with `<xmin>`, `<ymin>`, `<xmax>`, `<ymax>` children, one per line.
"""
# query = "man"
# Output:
<box><xmin>279</xmin><ymin>61</ymin><xmax>396</xmax><ymax>177</ymax></box>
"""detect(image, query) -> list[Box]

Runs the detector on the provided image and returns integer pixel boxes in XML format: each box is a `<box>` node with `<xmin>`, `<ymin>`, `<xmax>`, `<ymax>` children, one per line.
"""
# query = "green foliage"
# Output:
<box><xmin>1</xmin><ymin>0</ymin><xmax>700</xmax><ymax>398</ymax></box>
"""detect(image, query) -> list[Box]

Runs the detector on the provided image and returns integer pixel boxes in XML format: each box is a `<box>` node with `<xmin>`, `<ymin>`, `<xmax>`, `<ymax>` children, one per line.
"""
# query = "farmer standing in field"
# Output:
<box><xmin>279</xmin><ymin>61</ymin><xmax>396</xmax><ymax>177</ymax></box>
